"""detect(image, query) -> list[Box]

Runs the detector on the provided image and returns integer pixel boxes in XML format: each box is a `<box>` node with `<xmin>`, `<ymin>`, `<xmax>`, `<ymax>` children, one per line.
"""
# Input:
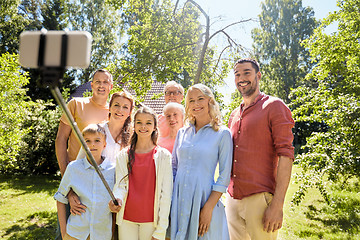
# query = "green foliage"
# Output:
<box><xmin>108</xmin><ymin>0</ymin><xmax>232</xmax><ymax>104</ymax></box>
<box><xmin>252</xmin><ymin>0</ymin><xmax>318</xmax><ymax>103</ymax></box>
<box><xmin>291</xmin><ymin>0</ymin><xmax>360</xmax><ymax>205</ymax></box>
<box><xmin>117</xmin><ymin>0</ymin><xmax>201</xmax><ymax>95</ymax></box>
<box><xmin>0</xmin><ymin>0</ymin><xmax>29</xmax><ymax>54</ymax></box>
<box><xmin>0</xmin><ymin>53</ymin><xmax>31</xmax><ymax>174</ymax></box>
<box><xmin>223</xmin><ymin>91</ymin><xmax>242</xmax><ymax>125</ymax></box>
<box><xmin>65</xmin><ymin>0</ymin><xmax>125</xmax><ymax>83</ymax></box>
<box><xmin>0</xmin><ymin>53</ymin><xmax>62</xmax><ymax>175</ymax></box>
<box><xmin>15</xmin><ymin>100</ymin><xmax>61</xmax><ymax>175</ymax></box>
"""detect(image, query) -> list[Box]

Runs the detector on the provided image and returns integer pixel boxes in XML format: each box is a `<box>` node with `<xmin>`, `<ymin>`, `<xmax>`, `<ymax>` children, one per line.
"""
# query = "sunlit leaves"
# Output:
<box><xmin>291</xmin><ymin>0</ymin><xmax>360</xmax><ymax>205</ymax></box>
<box><xmin>252</xmin><ymin>0</ymin><xmax>317</xmax><ymax>103</ymax></box>
<box><xmin>0</xmin><ymin>53</ymin><xmax>31</xmax><ymax>173</ymax></box>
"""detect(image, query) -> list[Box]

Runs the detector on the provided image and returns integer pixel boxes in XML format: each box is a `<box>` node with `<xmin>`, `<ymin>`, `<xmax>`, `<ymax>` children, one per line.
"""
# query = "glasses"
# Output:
<box><xmin>165</xmin><ymin>91</ymin><xmax>182</xmax><ymax>96</ymax></box>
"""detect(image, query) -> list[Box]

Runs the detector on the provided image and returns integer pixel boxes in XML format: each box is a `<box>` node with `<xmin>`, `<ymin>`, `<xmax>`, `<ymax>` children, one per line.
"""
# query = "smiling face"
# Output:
<box><xmin>84</xmin><ymin>132</ymin><xmax>106</xmax><ymax>161</ymax></box>
<box><xmin>91</xmin><ymin>71</ymin><xmax>113</xmax><ymax>98</ymax></box>
<box><xmin>187</xmin><ymin>88</ymin><xmax>210</xmax><ymax>119</ymax></box>
<box><xmin>134</xmin><ymin>113</ymin><xmax>156</xmax><ymax>139</ymax></box>
<box><xmin>109</xmin><ymin>96</ymin><xmax>132</xmax><ymax>123</ymax></box>
<box><xmin>164</xmin><ymin>107</ymin><xmax>184</xmax><ymax>130</ymax></box>
<box><xmin>164</xmin><ymin>85</ymin><xmax>184</xmax><ymax>104</ymax></box>
<box><xmin>234</xmin><ymin>62</ymin><xmax>261</xmax><ymax>98</ymax></box>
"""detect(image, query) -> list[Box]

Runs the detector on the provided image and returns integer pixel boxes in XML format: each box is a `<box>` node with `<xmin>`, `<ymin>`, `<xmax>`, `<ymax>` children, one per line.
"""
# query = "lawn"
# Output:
<box><xmin>0</xmin><ymin>175</ymin><xmax>59</xmax><ymax>239</ymax></box>
<box><xmin>0</xmin><ymin>165</ymin><xmax>359</xmax><ymax>239</ymax></box>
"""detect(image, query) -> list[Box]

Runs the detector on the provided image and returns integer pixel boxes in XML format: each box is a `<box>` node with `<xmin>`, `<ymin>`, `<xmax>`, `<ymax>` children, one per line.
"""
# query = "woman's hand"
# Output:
<box><xmin>198</xmin><ymin>205</ymin><xmax>213</xmax><ymax>237</ymax></box>
<box><xmin>198</xmin><ymin>191</ymin><xmax>222</xmax><ymax>237</ymax></box>
<box><xmin>108</xmin><ymin>198</ymin><xmax>122</xmax><ymax>213</ymax></box>
<box><xmin>68</xmin><ymin>189</ymin><xmax>86</xmax><ymax>215</ymax></box>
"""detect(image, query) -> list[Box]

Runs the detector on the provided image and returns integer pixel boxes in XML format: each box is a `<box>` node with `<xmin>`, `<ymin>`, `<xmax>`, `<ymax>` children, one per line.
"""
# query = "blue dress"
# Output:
<box><xmin>171</xmin><ymin>124</ymin><xmax>233</xmax><ymax>240</ymax></box>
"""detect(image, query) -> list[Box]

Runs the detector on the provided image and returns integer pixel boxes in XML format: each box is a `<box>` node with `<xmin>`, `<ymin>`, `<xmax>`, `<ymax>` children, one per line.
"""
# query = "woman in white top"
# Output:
<box><xmin>72</xmin><ymin>91</ymin><xmax>134</xmax><ymax>216</ymax></box>
<box><xmin>77</xmin><ymin>91</ymin><xmax>134</xmax><ymax>162</ymax></box>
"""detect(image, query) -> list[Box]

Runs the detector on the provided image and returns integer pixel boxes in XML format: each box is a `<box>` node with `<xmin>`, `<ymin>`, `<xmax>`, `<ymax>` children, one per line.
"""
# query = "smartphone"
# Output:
<box><xmin>19</xmin><ymin>30</ymin><xmax>92</xmax><ymax>69</ymax></box>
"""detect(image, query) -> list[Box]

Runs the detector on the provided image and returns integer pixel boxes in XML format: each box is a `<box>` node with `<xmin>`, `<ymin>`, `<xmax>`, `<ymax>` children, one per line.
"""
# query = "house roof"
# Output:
<box><xmin>69</xmin><ymin>80</ymin><xmax>166</xmax><ymax>114</ymax></box>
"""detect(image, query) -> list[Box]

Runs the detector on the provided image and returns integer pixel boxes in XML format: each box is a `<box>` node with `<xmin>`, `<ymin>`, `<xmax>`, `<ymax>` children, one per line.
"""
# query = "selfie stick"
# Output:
<box><xmin>37</xmin><ymin>31</ymin><xmax>118</xmax><ymax>206</ymax></box>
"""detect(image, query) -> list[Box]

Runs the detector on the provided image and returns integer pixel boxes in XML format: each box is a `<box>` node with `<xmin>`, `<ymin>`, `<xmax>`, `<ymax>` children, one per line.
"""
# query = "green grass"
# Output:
<box><xmin>0</xmin><ymin>175</ymin><xmax>60</xmax><ymax>239</ymax></box>
<box><xmin>0</xmin><ymin>166</ymin><xmax>359</xmax><ymax>239</ymax></box>
<box><xmin>279</xmin><ymin>166</ymin><xmax>360</xmax><ymax>240</ymax></box>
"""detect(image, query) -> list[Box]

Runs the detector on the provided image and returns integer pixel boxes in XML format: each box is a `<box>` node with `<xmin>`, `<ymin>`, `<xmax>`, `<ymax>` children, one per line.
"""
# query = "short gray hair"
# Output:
<box><xmin>164</xmin><ymin>81</ymin><xmax>184</xmax><ymax>94</ymax></box>
<box><xmin>163</xmin><ymin>102</ymin><xmax>185</xmax><ymax>117</ymax></box>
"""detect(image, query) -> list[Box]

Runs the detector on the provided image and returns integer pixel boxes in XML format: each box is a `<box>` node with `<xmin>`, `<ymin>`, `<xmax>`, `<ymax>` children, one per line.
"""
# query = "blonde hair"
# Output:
<box><xmin>82</xmin><ymin>124</ymin><xmax>107</xmax><ymax>139</ymax></box>
<box><xmin>185</xmin><ymin>84</ymin><xmax>222</xmax><ymax>131</ymax></box>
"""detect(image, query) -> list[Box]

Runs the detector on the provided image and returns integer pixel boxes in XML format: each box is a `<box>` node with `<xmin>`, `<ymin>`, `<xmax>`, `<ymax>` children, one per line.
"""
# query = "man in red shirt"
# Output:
<box><xmin>225</xmin><ymin>58</ymin><xmax>294</xmax><ymax>240</ymax></box>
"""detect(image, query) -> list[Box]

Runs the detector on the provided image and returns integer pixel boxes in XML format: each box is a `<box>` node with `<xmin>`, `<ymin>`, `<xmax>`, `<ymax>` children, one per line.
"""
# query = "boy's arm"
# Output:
<box><xmin>57</xmin><ymin>201</ymin><xmax>67</xmax><ymax>238</ymax></box>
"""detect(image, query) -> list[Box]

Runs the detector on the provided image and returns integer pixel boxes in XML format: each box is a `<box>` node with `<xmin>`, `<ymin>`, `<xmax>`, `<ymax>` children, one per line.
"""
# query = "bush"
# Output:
<box><xmin>15</xmin><ymin>100</ymin><xmax>61</xmax><ymax>175</ymax></box>
<box><xmin>0</xmin><ymin>53</ymin><xmax>31</xmax><ymax>173</ymax></box>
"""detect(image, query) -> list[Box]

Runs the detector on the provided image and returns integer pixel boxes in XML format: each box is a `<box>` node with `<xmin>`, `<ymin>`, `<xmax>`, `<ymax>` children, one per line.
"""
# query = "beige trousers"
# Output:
<box><xmin>225</xmin><ymin>192</ymin><xmax>278</xmax><ymax>240</ymax></box>
<box><xmin>118</xmin><ymin>220</ymin><xmax>155</xmax><ymax>240</ymax></box>
<box><xmin>63</xmin><ymin>233</ymin><xmax>90</xmax><ymax>240</ymax></box>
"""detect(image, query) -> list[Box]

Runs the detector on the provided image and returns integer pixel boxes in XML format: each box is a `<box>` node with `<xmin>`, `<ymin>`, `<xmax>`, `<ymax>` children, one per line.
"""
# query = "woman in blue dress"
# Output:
<box><xmin>171</xmin><ymin>83</ymin><xmax>233</xmax><ymax>240</ymax></box>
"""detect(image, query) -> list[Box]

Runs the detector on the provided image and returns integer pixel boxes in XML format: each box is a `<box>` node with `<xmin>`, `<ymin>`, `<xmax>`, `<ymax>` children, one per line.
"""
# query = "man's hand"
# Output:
<box><xmin>108</xmin><ymin>198</ymin><xmax>122</xmax><ymax>213</ymax></box>
<box><xmin>262</xmin><ymin>200</ymin><xmax>283</xmax><ymax>232</ymax></box>
<box><xmin>68</xmin><ymin>190</ymin><xmax>86</xmax><ymax>215</ymax></box>
<box><xmin>262</xmin><ymin>156</ymin><xmax>293</xmax><ymax>232</ymax></box>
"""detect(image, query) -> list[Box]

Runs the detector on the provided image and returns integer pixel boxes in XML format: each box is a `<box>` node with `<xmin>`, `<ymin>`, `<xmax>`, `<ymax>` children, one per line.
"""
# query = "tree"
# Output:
<box><xmin>252</xmin><ymin>0</ymin><xmax>317</xmax><ymax>103</ymax></box>
<box><xmin>107</xmin><ymin>0</ymin><xmax>248</xmax><ymax>106</ymax></box>
<box><xmin>113</xmin><ymin>0</ymin><xmax>202</xmax><ymax>96</ymax></box>
<box><xmin>65</xmin><ymin>0</ymin><xmax>125</xmax><ymax>83</ymax></box>
<box><xmin>182</xmin><ymin>0</ymin><xmax>250</xmax><ymax>85</ymax></box>
<box><xmin>0</xmin><ymin>0</ymin><xmax>29</xmax><ymax>54</ymax></box>
<box><xmin>290</xmin><ymin>0</ymin><xmax>360</xmax><ymax>205</ymax></box>
<box><xmin>0</xmin><ymin>53</ymin><xmax>31</xmax><ymax>173</ymax></box>
<box><xmin>16</xmin><ymin>100</ymin><xmax>62</xmax><ymax>175</ymax></box>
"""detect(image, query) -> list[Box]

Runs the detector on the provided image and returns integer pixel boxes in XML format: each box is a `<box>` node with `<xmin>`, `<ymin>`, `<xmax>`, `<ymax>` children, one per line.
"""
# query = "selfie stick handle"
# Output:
<box><xmin>37</xmin><ymin>30</ymin><xmax>118</xmax><ymax>205</ymax></box>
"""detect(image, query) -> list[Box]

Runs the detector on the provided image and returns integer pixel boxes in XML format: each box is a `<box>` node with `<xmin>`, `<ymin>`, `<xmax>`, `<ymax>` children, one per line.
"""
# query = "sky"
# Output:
<box><xmin>183</xmin><ymin>0</ymin><xmax>339</xmax><ymax>104</ymax></box>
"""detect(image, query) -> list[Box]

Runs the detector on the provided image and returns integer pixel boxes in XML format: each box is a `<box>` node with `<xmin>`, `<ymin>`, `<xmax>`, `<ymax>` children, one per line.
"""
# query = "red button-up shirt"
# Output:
<box><xmin>228</xmin><ymin>93</ymin><xmax>294</xmax><ymax>199</ymax></box>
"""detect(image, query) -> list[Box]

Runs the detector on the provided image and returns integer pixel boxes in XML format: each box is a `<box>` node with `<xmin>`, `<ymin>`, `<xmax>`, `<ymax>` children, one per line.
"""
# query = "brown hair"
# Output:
<box><xmin>234</xmin><ymin>58</ymin><xmax>260</xmax><ymax>73</ymax></box>
<box><xmin>128</xmin><ymin>106</ymin><xmax>158</xmax><ymax>175</ymax></box>
<box><xmin>92</xmin><ymin>69</ymin><xmax>113</xmax><ymax>82</ymax></box>
<box><xmin>109</xmin><ymin>91</ymin><xmax>134</xmax><ymax>149</ymax></box>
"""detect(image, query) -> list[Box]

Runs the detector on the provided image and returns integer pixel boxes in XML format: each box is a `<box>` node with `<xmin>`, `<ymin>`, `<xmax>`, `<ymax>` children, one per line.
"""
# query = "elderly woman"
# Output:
<box><xmin>171</xmin><ymin>84</ymin><xmax>233</xmax><ymax>240</ymax></box>
<box><xmin>158</xmin><ymin>81</ymin><xmax>185</xmax><ymax>138</ymax></box>
<box><xmin>157</xmin><ymin>102</ymin><xmax>185</xmax><ymax>153</ymax></box>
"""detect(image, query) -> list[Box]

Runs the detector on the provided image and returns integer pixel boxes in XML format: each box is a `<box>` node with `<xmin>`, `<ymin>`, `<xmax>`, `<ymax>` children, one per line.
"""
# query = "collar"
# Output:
<box><xmin>189</xmin><ymin>123</ymin><xmax>211</xmax><ymax>131</ymax></box>
<box><xmin>83</xmin><ymin>157</ymin><xmax>109</xmax><ymax>170</ymax></box>
<box><xmin>240</xmin><ymin>92</ymin><xmax>264</xmax><ymax>110</ymax></box>
<box><xmin>90</xmin><ymin>97</ymin><xmax>109</xmax><ymax>109</ymax></box>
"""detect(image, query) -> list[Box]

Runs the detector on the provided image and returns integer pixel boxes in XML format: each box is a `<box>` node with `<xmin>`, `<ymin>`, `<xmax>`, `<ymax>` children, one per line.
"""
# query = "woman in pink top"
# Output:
<box><xmin>158</xmin><ymin>102</ymin><xmax>185</xmax><ymax>153</ymax></box>
<box><xmin>109</xmin><ymin>107</ymin><xmax>173</xmax><ymax>240</ymax></box>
